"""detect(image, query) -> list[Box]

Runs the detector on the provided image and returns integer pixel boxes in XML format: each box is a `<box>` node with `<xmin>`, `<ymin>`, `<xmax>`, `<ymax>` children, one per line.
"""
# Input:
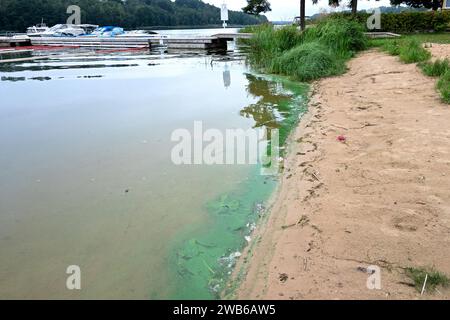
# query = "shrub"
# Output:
<box><xmin>329</xmin><ymin>11</ymin><xmax>450</xmax><ymax>33</ymax></box>
<box><xmin>399</xmin><ymin>38</ymin><xmax>431</xmax><ymax>63</ymax></box>
<box><xmin>437</xmin><ymin>70</ymin><xmax>450</xmax><ymax>104</ymax></box>
<box><xmin>272</xmin><ymin>41</ymin><xmax>345</xmax><ymax>81</ymax></box>
<box><xmin>419</xmin><ymin>59</ymin><xmax>450</xmax><ymax>77</ymax></box>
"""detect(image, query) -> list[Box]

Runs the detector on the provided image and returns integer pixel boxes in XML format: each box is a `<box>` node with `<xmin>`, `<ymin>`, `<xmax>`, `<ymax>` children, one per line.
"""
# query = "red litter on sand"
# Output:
<box><xmin>337</xmin><ymin>135</ymin><xmax>347</xmax><ymax>142</ymax></box>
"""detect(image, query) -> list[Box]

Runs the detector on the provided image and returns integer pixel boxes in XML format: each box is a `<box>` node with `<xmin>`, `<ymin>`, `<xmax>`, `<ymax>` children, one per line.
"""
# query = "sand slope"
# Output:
<box><xmin>237</xmin><ymin>49</ymin><xmax>450</xmax><ymax>299</ymax></box>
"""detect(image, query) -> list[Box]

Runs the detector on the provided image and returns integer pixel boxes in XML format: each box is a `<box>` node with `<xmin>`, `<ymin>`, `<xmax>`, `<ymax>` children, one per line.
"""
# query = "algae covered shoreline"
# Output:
<box><xmin>167</xmin><ymin>72</ymin><xmax>309</xmax><ymax>300</ymax></box>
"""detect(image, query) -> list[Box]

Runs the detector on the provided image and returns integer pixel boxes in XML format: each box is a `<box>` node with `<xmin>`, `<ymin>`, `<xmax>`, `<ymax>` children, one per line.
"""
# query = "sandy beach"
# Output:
<box><xmin>237</xmin><ymin>47</ymin><xmax>450</xmax><ymax>300</ymax></box>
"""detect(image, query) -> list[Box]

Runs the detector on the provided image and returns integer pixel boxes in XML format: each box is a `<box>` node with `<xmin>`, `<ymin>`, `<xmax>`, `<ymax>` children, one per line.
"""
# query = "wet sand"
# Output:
<box><xmin>237</xmin><ymin>48</ymin><xmax>450</xmax><ymax>299</ymax></box>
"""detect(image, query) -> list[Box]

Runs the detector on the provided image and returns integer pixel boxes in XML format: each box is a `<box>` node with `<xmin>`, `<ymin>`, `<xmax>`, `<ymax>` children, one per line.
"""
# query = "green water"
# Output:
<box><xmin>170</xmin><ymin>73</ymin><xmax>309</xmax><ymax>299</ymax></box>
<box><xmin>0</xmin><ymin>48</ymin><xmax>308</xmax><ymax>299</ymax></box>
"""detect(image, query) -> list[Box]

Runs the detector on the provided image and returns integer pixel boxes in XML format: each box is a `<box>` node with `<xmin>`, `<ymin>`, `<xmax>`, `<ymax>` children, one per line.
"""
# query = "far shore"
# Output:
<box><xmin>235</xmin><ymin>44</ymin><xmax>450</xmax><ymax>300</ymax></box>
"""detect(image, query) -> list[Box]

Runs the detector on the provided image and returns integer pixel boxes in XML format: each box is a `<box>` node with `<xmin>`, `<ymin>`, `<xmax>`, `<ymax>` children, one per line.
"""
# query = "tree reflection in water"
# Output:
<box><xmin>240</xmin><ymin>73</ymin><xmax>303</xmax><ymax>143</ymax></box>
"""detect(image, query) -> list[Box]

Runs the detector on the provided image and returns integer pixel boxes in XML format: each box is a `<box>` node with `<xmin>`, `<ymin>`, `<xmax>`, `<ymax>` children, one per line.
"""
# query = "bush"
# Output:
<box><xmin>437</xmin><ymin>70</ymin><xmax>450</xmax><ymax>104</ymax></box>
<box><xmin>399</xmin><ymin>38</ymin><xmax>431</xmax><ymax>63</ymax></box>
<box><xmin>419</xmin><ymin>59</ymin><xmax>450</xmax><ymax>77</ymax></box>
<box><xmin>330</xmin><ymin>11</ymin><xmax>450</xmax><ymax>33</ymax></box>
<box><xmin>272</xmin><ymin>41</ymin><xmax>345</xmax><ymax>81</ymax></box>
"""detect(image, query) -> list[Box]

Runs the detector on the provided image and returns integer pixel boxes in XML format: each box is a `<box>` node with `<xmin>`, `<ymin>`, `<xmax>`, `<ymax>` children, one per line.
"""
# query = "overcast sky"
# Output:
<box><xmin>204</xmin><ymin>0</ymin><xmax>393</xmax><ymax>21</ymax></box>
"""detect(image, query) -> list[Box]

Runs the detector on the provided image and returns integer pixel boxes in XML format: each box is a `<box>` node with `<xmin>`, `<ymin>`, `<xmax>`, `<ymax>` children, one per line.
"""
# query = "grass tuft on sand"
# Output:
<box><xmin>405</xmin><ymin>267</ymin><xmax>450</xmax><ymax>293</ymax></box>
<box><xmin>437</xmin><ymin>70</ymin><xmax>450</xmax><ymax>103</ymax></box>
<box><xmin>419</xmin><ymin>58</ymin><xmax>450</xmax><ymax>77</ymax></box>
<box><xmin>399</xmin><ymin>39</ymin><xmax>431</xmax><ymax>64</ymax></box>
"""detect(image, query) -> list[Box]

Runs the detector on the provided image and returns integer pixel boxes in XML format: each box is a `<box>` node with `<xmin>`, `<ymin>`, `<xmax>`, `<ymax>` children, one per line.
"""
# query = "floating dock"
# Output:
<box><xmin>0</xmin><ymin>35</ymin><xmax>31</xmax><ymax>47</ymax></box>
<box><xmin>8</xmin><ymin>33</ymin><xmax>253</xmax><ymax>50</ymax></box>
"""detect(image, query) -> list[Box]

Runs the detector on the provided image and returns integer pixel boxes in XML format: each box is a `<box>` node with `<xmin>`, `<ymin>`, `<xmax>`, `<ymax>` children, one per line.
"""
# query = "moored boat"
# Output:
<box><xmin>27</xmin><ymin>24</ymin><xmax>98</xmax><ymax>37</ymax></box>
<box><xmin>26</xmin><ymin>23</ymin><xmax>50</xmax><ymax>36</ymax></box>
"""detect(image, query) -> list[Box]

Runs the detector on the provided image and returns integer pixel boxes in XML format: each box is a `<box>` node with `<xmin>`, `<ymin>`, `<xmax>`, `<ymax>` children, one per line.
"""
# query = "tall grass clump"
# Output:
<box><xmin>272</xmin><ymin>41</ymin><xmax>345</xmax><ymax>81</ymax></box>
<box><xmin>246</xmin><ymin>24</ymin><xmax>303</xmax><ymax>70</ymax></box>
<box><xmin>437</xmin><ymin>70</ymin><xmax>450</xmax><ymax>103</ymax></box>
<box><xmin>381</xmin><ymin>39</ymin><xmax>401</xmax><ymax>55</ymax></box>
<box><xmin>399</xmin><ymin>38</ymin><xmax>431</xmax><ymax>63</ymax></box>
<box><xmin>419</xmin><ymin>58</ymin><xmax>450</xmax><ymax>77</ymax></box>
<box><xmin>405</xmin><ymin>267</ymin><xmax>450</xmax><ymax>293</ymax></box>
<box><xmin>246</xmin><ymin>18</ymin><xmax>368</xmax><ymax>82</ymax></box>
<box><xmin>313</xmin><ymin>18</ymin><xmax>368</xmax><ymax>57</ymax></box>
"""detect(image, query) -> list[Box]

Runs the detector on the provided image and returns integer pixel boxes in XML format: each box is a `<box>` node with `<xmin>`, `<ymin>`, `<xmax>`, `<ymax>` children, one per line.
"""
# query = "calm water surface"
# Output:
<box><xmin>0</xmin><ymin>42</ymin><xmax>308</xmax><ymax>299</ymax></box>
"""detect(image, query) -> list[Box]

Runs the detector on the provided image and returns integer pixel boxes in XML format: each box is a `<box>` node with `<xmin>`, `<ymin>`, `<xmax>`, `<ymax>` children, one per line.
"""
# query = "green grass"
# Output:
<box><xmin>437</xmin><ymin>70</ymin><xmax>450</xmax><ymax>103</ymax></box>
<box><xmin>405</xmin><ymin>267</ymin><xmax>450</xmax><ymax>293</ymax></box>
<box><xmin>406</xmin><ymin>33</ymin><xmax>450</xmax><ymax>44</ymax></box>
<box><xmin>369</xmin><ymin>33</ymin><xmax>450</xmax><ymax>48</ymax></box>
<box><xmin>271</xmin><ymin>41</ymin><xmax>346</xmax><ymax>81</ymax></box>
<box><xmin>245</xmin><ymin>18</ymin><xmax>367</xmax><ymax>82</ymax></box>
<box><xmin>419</xmin><ymin>59</ymin><xmax>450</xmax><ymax>77</ymax></box>
<box><xmin>312</xmin><ymin>18</ymin><xmax>368</xmax><ymax>55</ymax></box>
<box><xmin>245</xmin><ymin>24</ymin><xmax>303</xmax><ymax>70</ymax></box>
<box><xmin>381</xmin><ymin>39</ymin><xmax>401</xmax><ymax>55</ymax></box>
<box><xmin>399</xmin><ymin>38</ymin><xmax>431</xmax><ymax>63</ymax></box>
<box><xmin>238</xmin><ymin>24</ymin><xmax>263</xmax><ymax>34</ymax></box>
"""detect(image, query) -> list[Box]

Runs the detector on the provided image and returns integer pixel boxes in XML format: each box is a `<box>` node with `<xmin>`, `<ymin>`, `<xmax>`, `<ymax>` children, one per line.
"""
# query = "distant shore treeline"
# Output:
<box><xmin>0</xmin><ymin>0</ymin><xmax>268</xmax><ymax>32</ymax></box>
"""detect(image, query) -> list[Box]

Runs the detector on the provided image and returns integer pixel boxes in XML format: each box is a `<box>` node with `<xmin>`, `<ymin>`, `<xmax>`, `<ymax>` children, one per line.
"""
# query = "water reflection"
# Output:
<box><xmin>240</xmin><ymin>74</ymin><xmax>291</xmax><ymax>129</ymax></box>
<box><xmin>222</xmin><ymin>65</ymin><xmax>230</xmax><ymax>89</ymax></box>
<box><xmin>0</xmin><ymin>63</ymin><xmax>138</xmax><ymax>73</ymax></box>
<box><xmin>241</xmin><ymin>73</ymin><xmax>309</xmax><ymax>143</ymax></box>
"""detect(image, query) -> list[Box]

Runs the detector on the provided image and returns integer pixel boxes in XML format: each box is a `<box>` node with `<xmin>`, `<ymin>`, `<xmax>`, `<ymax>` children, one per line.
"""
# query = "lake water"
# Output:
<box><xmin>0</xmin><ymin>38</ymin><xmax>308</xmax><ymax>299</ymax></box>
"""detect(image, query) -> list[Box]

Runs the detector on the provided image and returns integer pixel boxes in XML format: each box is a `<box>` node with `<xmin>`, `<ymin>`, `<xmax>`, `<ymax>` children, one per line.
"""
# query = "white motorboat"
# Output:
<box><xmin>26</xmin><ymin>22</ymin><xmax>50</xmax><ymax>37</ymax></box>
<box><xmin>29</xmin><ymin>24</ymin><xmax>98</xmax><ymax>37</ymax></box>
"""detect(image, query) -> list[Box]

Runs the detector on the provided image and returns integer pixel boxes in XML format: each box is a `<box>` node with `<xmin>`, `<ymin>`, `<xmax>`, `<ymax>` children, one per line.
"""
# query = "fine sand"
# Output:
<box><xmin>427</xmin><ymin>43</ymin><xmax>450</xmax><ymax>60</ymax></box>
<box><xmin>237</xmin><ymin>48</ymin><xmax>450</xmax><ymax>299</ymax></box>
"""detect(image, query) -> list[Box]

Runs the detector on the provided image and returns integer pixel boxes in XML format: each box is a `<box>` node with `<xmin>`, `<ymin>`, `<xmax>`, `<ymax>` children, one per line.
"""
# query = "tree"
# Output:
<box><xmin>312</xmin><ymin>0</ymin><xmax>364</xmax><ymax>15</ymax></box>
<box><xmin>300</xmin><ymin>0</ymin><xmax>306</xmax><ymax>30</ymax></box>
<box><xmin>0</xmin><ymin>0</ymin><xmax>268</xmax><ymax>32</ymax></box>
<box><xmin>242</xmin><ymin>0</ymin><xmax>271</xmax><ymax>15</ymax></box>
<box><xmin>389</xmin><ymin>0</ymin><xmax>442</xmax><ymax>11</ymax></box>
